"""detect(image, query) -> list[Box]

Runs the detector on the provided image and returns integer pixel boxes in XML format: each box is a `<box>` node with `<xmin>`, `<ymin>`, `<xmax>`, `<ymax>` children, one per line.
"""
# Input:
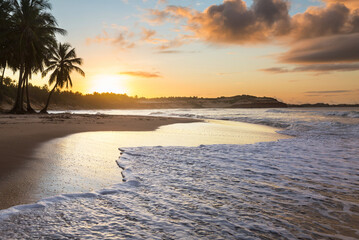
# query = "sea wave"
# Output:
<box><xmin>323</xmin><ymin>110</ymin><xmax>359</xmax><ymax>118</ymax></box>
<box><xmin>1</xmin><ymin>136</ymin><xmax>358</xmax><ymax>239</ymax></box>
<box><xmin>1</xmin><ymin>108</ymin><xmax>358</xmax><ymax>239</ymax></box>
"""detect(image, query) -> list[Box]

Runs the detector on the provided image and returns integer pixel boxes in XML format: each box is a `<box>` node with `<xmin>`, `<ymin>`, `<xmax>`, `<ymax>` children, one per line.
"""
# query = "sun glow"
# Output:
<box><xmin>90</xmin><ymin>74</ymin><xmax>128</xmax><ymax>94</ymax></box>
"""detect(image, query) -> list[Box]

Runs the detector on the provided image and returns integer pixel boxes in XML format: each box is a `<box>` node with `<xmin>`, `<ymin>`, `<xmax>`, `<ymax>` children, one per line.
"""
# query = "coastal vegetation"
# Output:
<box><xmin>0</xmin><ymin>0</ymin><xmax>83</xmax><ymax>114</ymax></box>
<box><xmin>2</xmin><ymin>79</ymin><xmax>356</xmax><ymax>110</ymax></box>
<box><xmin>0</xmin><ymin>80</ymin><xmax>288</xmax><ymax>109</ymax></box>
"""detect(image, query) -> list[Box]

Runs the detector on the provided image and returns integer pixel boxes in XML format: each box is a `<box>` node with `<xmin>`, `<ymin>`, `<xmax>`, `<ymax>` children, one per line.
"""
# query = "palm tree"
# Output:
<box><xmin>0</xmin><ymin>0</ymin><xmax>13</xmax><ymax>106</ymax></box>
<box><xmin>41</xmin><ymin>42</ymin><xmax>85</xmax><ymax>113</ymax></box>
<box><xmin>10</xmin><ymin>0</ymin><xmax>66</xmax><ymax>113</ymax></box>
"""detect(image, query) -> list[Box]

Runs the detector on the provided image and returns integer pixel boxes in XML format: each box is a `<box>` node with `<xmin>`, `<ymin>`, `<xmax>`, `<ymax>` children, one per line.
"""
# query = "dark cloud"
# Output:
<box><xmin>280</xmin><ymin>33</ymin><xmax>359</xmax><ymax>63</ymax></box>
<box><xmin>151</xmin><ymin>0</ymin><xmax>291</xmax><ymax>44</ymax></box>
<box><xmin>261</xmin><ymin>67</ymin><xmax>290</xmax><ymax>73</ymax></box>
<box><xmin>147</xmin><ymin>0</ymin><xmax>359</xmax><ymax>72</ymax></box>
<box><xmin>290</xmin><ymin>3</ymin><xmax>353</xmax><ymax>40</ymax></box>
<box><xmin>195</xmin><ymin>0</ymin><xmax>291</xmax><ymax>44</ymax></box>
<box><xmin>261</xmin><ymin>62</ymin><xmax>359</xmax><ymax>73</ymax></box>
<box><xmin>148</xmin><ymin>0</ymin><xmax>359</xmax><ymax>44</ymax></box>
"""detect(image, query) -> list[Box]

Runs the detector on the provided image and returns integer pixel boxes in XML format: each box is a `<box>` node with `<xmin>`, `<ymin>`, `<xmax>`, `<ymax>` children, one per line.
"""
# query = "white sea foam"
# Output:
<box><xmin>1</xmin><ymin>108</ymin><xmax>358</xmax><ymax>239</ymax></box>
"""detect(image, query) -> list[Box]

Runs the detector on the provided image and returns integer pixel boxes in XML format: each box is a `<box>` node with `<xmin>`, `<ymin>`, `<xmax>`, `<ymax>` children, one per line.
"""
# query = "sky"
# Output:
<box><xmin>8</xmin><ymin>0</ymin><xmax>359</xmax><ymax>104</ymax></box>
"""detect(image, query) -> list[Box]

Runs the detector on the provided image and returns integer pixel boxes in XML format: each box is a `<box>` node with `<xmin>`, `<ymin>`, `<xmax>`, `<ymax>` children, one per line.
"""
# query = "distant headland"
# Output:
<box><xmin>0</xmin><ymin>80</ymin><xmax>358</xmax><ymax>111</ymax></box>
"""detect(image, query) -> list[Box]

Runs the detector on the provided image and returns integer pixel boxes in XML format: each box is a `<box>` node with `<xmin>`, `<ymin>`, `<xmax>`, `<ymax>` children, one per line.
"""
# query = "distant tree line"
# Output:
<box><xmin>0</xmin><ymin>78</ymin><xmax>205</xmax><ymax>109</ymax></box>
<box><xmin>0</xmin><ymin>0</ymin><xmax>84</xmax><ymax>114</ymax></box>
<box><xmin>0</xmin><ymin>78</ymin><xmax>137</xmax><ymax>109</ymax></box>
<box><xmin>1</xmin><ymin>79</ymin><xmax>293</xmax><ymax>109</ymax></box>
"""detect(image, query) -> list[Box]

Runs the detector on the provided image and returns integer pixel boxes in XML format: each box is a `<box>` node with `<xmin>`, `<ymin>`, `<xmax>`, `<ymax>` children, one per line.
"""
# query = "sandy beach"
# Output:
<box><xmin>0</xmin><ymin>113</ymin><xmax>200</xmax><ymax>208</ymax></box>
<box><xmin>0</xmin><ymin>112</ymin><xmax>290</xmax><ymax>209</ymax></box>
<box><xmin>0</xmin><ymin>113</ymin><xmax>198</xmax><ymax>173</ymax></box>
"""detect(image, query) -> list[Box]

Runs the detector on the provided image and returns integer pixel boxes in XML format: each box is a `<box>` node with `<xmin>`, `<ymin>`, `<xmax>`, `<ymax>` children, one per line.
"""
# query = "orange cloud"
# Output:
<box><xmin>86</xmin><ymin>29</ymin><xmax>135</xmax><ymax>50</ymax></box>
<box><xmin>147</xmin><ymin>0</ymin><xmax>359</xmax><ymax>72</ymax></box>
<box><xmin>151</xmin><ymin>0</ymin><xmax>359</xmax><ymax>44</ymax></box>
<box><xmin>146</xmin><ymin>9</ymin><xmax>171</xmax><ymax>24</ymax></box>
<box><xmin>141</xmin><ymin>28</ymin><xmax>170</xmax><ymax>44</ymax></box>
<box><xmin>119</xmin><ymin>71</ymin><xmax>162</xmax><ymax>78</ymax></box>
<box><xmin>290</xmin><ymin>3</ymin><xmax>359</xmax><ymax>40</ymax></box>
<box><xmin>160</xmin><ymin>0</ymin><xmax>291</xmax><ymax>44</ymax></box>
<box><xmin>323</xmin><ymin>0</ymin><xmax>359</xmax><ymax>9</ymax></box>
<box><xmin>141</xmin><ymin>28</ymin><xmax>156</xmax><ymax>42</ymax></box>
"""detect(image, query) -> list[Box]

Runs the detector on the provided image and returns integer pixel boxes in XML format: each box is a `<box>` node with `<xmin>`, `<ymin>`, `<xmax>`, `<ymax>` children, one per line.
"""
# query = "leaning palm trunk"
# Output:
<box><xmin>40</xmin><ymin>84</ymin><xmax>57</xmax><ymax>113</ymax></box>
<box><xmin>25</xmin><ymin>77</ymin><xmax>35</xmax><ymax>113</ymax></box>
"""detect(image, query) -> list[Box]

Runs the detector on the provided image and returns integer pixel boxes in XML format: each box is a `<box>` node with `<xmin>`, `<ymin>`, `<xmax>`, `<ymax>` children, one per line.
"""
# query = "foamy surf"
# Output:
<box><xmin>1</xmin><ymin>108</ymin><xmax>358</xmax><ymax>239</ymax></box>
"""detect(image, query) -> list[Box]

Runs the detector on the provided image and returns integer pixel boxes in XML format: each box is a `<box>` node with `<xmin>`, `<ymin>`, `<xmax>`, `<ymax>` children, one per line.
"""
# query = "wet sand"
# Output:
<box><xmin>0</xmin><ymin>113</ymin><xmax>199</xmax><ymax>209</ymax></box>
<box><xmin>0</xmin><ymin>114</ymin><xmax>289</xmax><ymax>210</ymax></box>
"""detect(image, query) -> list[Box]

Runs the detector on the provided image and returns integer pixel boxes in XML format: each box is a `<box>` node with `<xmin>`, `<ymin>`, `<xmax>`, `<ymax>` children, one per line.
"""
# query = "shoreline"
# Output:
<box><xmin>0</xmin><ymin>113</ymin><xmax>200</xmax><ymax>208</ymax></box>
<box><xmin>0</xmin><ymin>113</ymin><xmax>289</xmax><ymax>210</ymax></box>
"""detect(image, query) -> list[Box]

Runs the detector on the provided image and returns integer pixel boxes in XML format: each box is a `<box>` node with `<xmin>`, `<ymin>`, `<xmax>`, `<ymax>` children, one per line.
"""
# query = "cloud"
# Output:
<box><xmin>119</xmin><ymin>71</ymin><xmax>162</xmax><ymax>78</ymax></box>
<box><xmin>261</xmin><ymin>67</ymin><xmax>291</xmax><ymax>73</ymax></box>
<box><xmin>151</xmin><ymin>0</ymin><xmax>359</xmax><ymax>44</ymax></box>
<box><xmin>146</xmin><ymin>9</ymin><xmax>172</xmax><ymax>24</ymax></box>
<box><xmin>86</xmin><ymin>29</ymin><xmax>135</xmax><ymax>50</ymax></box>
<box><xmin>304</xmin><ymin>90</ymin><xmax>357</xmax><ymax>94</ymax></box>
<box><xmin>280</xmin><ymin>33</ymin><xmax>359</xmax><ymax>63</ymax></box>
<box><xmin>141</xmin><ymin>28</ymin><xmax>156</xmax><ymax>42</ymax></box>
<box><xmin>153</xmin><ymin>0</ymin><xmax>291</xmax><ymax>44</ymax></box>
<box><xmin>261</xmin><ymin>63</ymin><xmax>359</xmax><ymax>73</ymax></box>
<box><xmin>141</xmin><ymin>28</ymin><xmax>170</xmax><ymax>45</ymax></box>
<box><xmin>156</xmin><ymin>36</ymin><xmax>188</xmax><ymax>50</ymax></box>
<box><xmin>290</xmin><ymin>3</ymin><xmax>359</xmax><ymax>40</ymax></box>
<box><xmin>323</xmin><ymin>0</ymin><xmax>359</xmax><ymax>9</ymax></box>
<box><xmin>145</xmin><ymin>0</ymin><xmax>359</xmax><ymax>72</ymax></box>
<box><xmin>277</xmin><ymin>3</ymin><xmax>359</xmax><ymax>70</ymax></box>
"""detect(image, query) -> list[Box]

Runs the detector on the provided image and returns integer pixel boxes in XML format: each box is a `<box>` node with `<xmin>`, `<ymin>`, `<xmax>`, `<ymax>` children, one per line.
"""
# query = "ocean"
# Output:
<box><xmin>1</xmin><ymin>108</ymin><xmax>358</xmax><ymax>239</ymax></box>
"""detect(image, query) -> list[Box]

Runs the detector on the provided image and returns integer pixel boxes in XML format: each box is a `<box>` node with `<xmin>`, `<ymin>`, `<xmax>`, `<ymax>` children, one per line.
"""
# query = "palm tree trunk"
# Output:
<box><xmin>25</xmin><ymin>77</ymin><xmax>35</xmax><ymax>113</ymax></box>
<box><xmin>0</xmin><ymin>67</ymin><xmax>5</xmax><ymax>86</ymax></box>
<box><xmin>40</xmin><ymin>84</ymin><xmax>57</xmax><ymax>114</ymax></box>
<box><xmin>20</xmin><ymin>75</ymin><xmax>26</xmax><ymax>109</ymax></box>
<box><xmin>10</xmin><ymin>67</ymin><xmax>25</xmax><ymax>114</ymax></box>
<box><xmin>0</xmin><ymin>67</ymin><xmax>5</xmax><ymax>108</ymax></box>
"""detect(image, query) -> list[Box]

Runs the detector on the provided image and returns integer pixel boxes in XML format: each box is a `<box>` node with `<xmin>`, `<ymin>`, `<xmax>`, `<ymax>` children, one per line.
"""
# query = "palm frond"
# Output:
<box><xmin>72</xmin><ymin>65</ymin><xmax>85</xmax><ymax>77</ymax></box>
<box><xmin>42</xmin><ymin>64</ymin><xmax>56</xmax><ymax>77</ymax></box>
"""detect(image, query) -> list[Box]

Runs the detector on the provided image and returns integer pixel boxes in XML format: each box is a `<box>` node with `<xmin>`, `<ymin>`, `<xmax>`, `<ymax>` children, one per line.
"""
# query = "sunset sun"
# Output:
<box><xmin>90</xmin><ymin>74</ymin><xmax>128</xmax><ymax>94</ymax></box>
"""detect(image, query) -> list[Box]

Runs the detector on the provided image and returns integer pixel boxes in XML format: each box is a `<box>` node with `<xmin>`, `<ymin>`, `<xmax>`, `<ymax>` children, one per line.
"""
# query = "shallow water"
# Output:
<box><xmin>0</xmin><ymin>120</ymin><xmax>286</xmax><ymax>209</ymax></box>
<box><xmin>1</xmin><ymin>108</ymin><xmax>359</xmax><ymax>239</ymax></box>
